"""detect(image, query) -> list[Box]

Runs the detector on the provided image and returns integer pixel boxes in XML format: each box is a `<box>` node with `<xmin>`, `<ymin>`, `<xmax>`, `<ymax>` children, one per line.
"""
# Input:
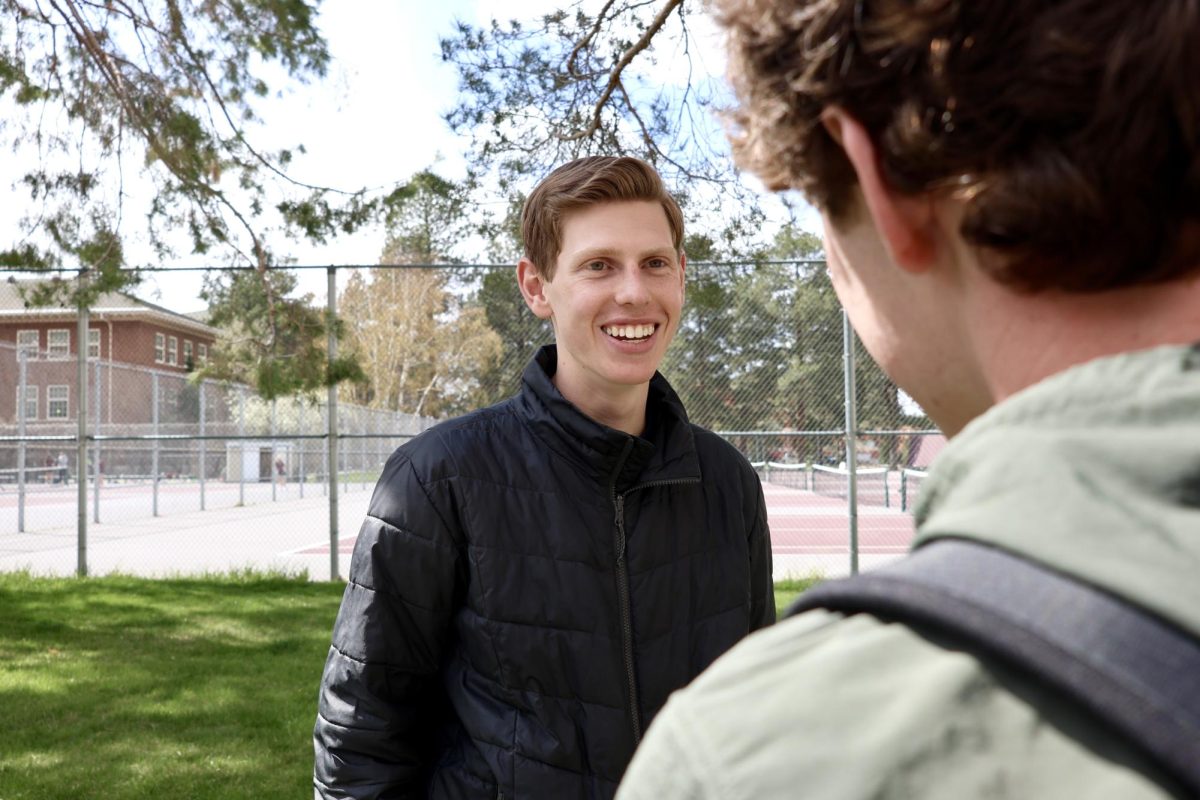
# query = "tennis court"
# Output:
<box><xmin>757</xmin><ymin>463</ymin><xmax>922</xmax><ymax>578</ymax></box>
<box><xmin>0</xmin><ymin>462</ymin><xmax>928</xmax><ymax>581</ymax></box>
<box><xmin>295</xmin><ymin>463</ymin><xmax>930</xmax><ymax>581</ymax></box>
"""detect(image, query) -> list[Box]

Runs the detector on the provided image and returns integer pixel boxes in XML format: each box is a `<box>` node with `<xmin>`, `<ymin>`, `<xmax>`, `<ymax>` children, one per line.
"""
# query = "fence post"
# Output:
<box><xmin>17</xmin><ymin>349</ymin><xmax>27</xmax><ymax>532</ymax></box>
<box><xmin>238</xmin><ymin>385</ymin><xmax>246</xmax><ymax>506</ymax></box>
<box><xmin>271</xmin><ymin>397</ymin><xmax>278</xmax><ymax>502</ymax></box>
<box><xmin>327</xmin><ymin>266</ymin><xmax>340</xmax><ymax>581</ymax></box>
<box><xmin>76</xmin><ymin>274</ymin><xmax>89</xmax><ymax>577</ymax></box>
<box><xmin>152</xmin><ymin>372</ymin><xmax>160</xmax><ymax>517</ymax></box>
<box><xmin>92</xmin><ymin>359</ymin><xmax>101</xmax><ymax>523</ymax></box>
<box><xmin>843</xmin><ymin>310</ymin><xmax>859</xmax><ymax>576</ymax></box>
<box><xmin>199</xmin><ymin>380</ymin><xmax>207</xmax><ymax>511</ymax></box>
<box><xmin>298</xmin><ymin>400</ymin><xmax>305</xmax><ymax>499</ymax></box>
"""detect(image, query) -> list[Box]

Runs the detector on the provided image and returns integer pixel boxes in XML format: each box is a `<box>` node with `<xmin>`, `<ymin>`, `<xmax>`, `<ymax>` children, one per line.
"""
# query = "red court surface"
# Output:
<box><xmin>760</xmin><ymin>481</ymin><xmax>914</xmax><ymax>554</ymax></box>
<box><xmin>295</xmin><ymin>479</ymin><xmax>917</xmax><ymax>578</ymax></box>
<box><xmin>0</xmin><ymin>477</ymin><xmax>911</xmax><ymax>580</ymax></box>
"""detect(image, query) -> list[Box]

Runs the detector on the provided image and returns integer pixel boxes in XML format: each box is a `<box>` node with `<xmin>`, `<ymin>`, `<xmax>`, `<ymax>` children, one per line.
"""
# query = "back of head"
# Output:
<box><xmin>719</xmin><ymin>0</ymin><xmax>1200</xmax><ymax>293</ymax></box>
<box><xmin>521</xmin><ymin>156</ymin><xmax>685</xmax><ymax>280</ymax></box>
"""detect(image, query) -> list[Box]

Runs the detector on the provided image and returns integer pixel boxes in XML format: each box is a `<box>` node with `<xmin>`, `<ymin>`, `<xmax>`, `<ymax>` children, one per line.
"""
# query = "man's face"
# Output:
<box><xmin>529</xmin><ymin>200</ymin><xmax>685</xmax><ymax>404</ymax></box>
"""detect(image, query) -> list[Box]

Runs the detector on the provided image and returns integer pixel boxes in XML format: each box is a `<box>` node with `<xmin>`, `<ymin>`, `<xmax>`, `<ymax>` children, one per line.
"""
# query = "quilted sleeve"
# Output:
<box><xmin>748</xmin><ymin>476</ymin><xmax>776</xmax><ymax>630</ymax></box>
<box><xmin>313</xmin><ymin>448</ymin><xmax>463</xmax><ymax>800</ymax></box>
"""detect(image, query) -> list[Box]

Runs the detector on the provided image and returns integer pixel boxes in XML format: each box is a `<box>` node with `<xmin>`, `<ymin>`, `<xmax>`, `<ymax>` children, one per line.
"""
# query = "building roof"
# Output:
<box><xmin>0</xmin><ymin>277</ymin><xmax>219</xmax><ymax>337</ymax></box>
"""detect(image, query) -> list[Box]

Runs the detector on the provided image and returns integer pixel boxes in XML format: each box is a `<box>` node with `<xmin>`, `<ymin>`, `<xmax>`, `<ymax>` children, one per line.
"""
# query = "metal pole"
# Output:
<box><xmin>152</xmin><ymin>372</ymin><xmax>160</xmax><ymax>516</ymax></box>
<box><xmin>238</xmin><ymin>385</ymin><xmax>246</xmax><ymax>506</ymax></box>
<box><xmin>17</xmin><ymin>350</ymin><xmax>27</xmax><ymax>532</ymax></box>
<box><xmin>199</xmin><ymin>381</ymin><xmax>207</xmax><ymax>510</ymax></box>
<box><xmin>92</xmin><ymin>359</ymin><xmax>100</xmax><ymax>523</ymax></box>
<box><xmin>843</xmin><ymin>310</ymin><xmax>859</xmax><ymax>576</ymax></box>
<box><xmin>270</xmin><ymin>397</ymin><xmax>278</xmax><ymax>502</ymax></box>
<box><xmin>298</xmin><ymin>401</ymin><xmax>305</xmax><ymax>499</ymax></box>
<box><xmin>76</xmin><ymin>276</ymin><xmax>89</xmax><ymax>577</ymax></box>
<box><xmin>327</xmin><ymin>267</ymin><xmax>340</xmax><ymax>580</ymax></box>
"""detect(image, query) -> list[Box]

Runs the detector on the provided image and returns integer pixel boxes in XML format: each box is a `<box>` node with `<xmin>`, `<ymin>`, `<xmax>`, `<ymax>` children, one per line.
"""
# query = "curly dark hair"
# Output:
<box><xmin>717</xmin><ymin>0</ymin><xmax>1200</xmax><ymax>292</ymax></box>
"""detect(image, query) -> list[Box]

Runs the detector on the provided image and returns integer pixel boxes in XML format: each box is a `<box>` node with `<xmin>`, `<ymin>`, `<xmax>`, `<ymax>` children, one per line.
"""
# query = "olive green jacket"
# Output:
<box><xmin>618</xmin><ymin>343</ymin><xmax>1200</xmax><ymax>800</ymax></box>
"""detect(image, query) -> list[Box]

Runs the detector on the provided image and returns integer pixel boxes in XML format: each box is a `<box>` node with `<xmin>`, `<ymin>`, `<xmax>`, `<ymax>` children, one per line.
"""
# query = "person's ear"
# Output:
<box><xmin>517</xmin><ymin>258</ymin><xmax>554</xmax><ymax>320</ymax></box>
<box><xmin>821</xmin><ymin>107</ymin><xmax>937</xmax><ymax>272</ymax></box>
<box><xmin>678</xmin><ymin>251</ymin><xmax>687</xmax><ymax>293</ymax></box>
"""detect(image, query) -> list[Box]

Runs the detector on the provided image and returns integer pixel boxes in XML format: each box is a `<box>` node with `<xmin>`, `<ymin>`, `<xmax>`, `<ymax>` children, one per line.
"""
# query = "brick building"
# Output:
<box><xmin>0</xmin><ymin>277</ymin><xmax>219</xmax><ymax>426</ymax></box>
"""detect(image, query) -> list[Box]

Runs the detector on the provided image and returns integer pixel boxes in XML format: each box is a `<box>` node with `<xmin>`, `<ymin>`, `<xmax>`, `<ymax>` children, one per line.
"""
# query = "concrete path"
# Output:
<box><xmin>0</xmin><ymin>487</ymin><xmax>371</xmax><ymax>581</ymax></box>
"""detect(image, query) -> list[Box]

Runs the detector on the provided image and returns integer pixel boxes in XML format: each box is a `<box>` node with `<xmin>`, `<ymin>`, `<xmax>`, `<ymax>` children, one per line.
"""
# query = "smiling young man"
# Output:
<box><xmin>314</xmin><ymin>156</ymin><xmax>774</xmax><ymax>800</ymax></box>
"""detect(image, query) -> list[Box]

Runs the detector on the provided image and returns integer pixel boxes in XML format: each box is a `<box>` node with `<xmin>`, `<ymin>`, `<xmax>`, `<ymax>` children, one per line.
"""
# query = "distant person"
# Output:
<box><xmin>274</xmin><ymin>457</ymin><xmax>286</xmax><ymax>487</ymax></box>
<box><xmin>313</xmin><ymin>156</ymin><xmax>775</xmax><ymax>799</ymax></box>
<box><xmin>619</xmin><ymin>1</ymin><xmax>1200</xmax><ymax>798</ymax></box>
<box><xmin>56</xmin><ymin>452</ymin><xmax>68</xmax><ymax>485</ymax></box>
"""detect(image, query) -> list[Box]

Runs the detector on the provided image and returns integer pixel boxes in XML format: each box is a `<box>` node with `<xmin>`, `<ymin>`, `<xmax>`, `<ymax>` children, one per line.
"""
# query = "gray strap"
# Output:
<box><xmin>789</xmin><ymin>539</ymin><xmax>1200</xmax><ymax>795</ymax></box>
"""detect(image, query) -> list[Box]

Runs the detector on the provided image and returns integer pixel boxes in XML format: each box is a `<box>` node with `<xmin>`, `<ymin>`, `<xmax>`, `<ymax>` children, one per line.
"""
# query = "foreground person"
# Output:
<box><xmin>619</xmin><ymin>1</ymin><xmax>1200</xmax><ymax>798</ymax></box>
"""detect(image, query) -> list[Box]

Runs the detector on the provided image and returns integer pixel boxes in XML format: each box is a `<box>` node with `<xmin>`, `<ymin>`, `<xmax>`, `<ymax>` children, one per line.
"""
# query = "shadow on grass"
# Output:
<box><xmin>0</xmin><ymin>573</ymin><xmax>347</xmax><ymax>800</ymax></box>
<box><xmin>2</xmin><ymin>571</ymin><xmax>819</xmax><ymax>798</ymax></box>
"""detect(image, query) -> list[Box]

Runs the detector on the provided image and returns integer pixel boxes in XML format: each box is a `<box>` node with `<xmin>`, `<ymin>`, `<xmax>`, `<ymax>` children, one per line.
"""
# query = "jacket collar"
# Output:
<box><xmin>516</xmin><ymin>345</ymin><xmax>702</xmax><ymax>491</ymax></box>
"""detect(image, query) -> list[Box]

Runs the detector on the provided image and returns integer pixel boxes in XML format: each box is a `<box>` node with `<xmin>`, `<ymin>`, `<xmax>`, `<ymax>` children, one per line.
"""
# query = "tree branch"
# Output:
<box><xmin>557</xmin><ymin>0</ymin><xmax>684</xmax><ymax>142</ymax></box>
<box><xmin>564</xmin><ymin>0</ymin><xmax>620</xmax><ymax>78</ymax></box>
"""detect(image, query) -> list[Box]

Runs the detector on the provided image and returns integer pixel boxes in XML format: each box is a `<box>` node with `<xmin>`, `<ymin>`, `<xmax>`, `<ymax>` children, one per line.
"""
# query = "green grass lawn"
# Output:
<box><xmin>0</xmin><ymin>571</ymin><xmax>345</xmax><ymax>800</ymax></box>
<box><xmin>774</xmin><ymin>574</ymin><xmax>822</xmax><ymax>612</ymax></box>
<box><xmin>0</xmin><ymin>571</ymin><xmax>822</xmax><ymax>799</ymax></box>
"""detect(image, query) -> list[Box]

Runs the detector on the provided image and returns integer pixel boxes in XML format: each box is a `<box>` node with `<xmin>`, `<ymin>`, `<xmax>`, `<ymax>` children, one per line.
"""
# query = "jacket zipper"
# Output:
<box><xmin>609</xmin><ymin>439</ymin><xmax>640</xmax><ymax>745</ymax></box>
<box><xmin>610</xmin><ymin>443</ymin><xmax>701</xmax><ymax>746</ymax></box>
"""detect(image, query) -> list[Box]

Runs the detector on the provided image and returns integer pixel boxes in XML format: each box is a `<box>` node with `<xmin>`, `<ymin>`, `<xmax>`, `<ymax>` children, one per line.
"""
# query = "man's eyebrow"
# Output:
<box><xmin>565</xmin><ymin>246</ymin><xmax>678</xmax><ymax>263</ymax></box>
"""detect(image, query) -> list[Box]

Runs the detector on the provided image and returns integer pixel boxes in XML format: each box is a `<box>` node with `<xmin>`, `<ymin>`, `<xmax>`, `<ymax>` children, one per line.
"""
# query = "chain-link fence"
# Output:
<box><xmin>1</xmin><ymin>263</ymin><xmax>940</xmax><ymax>580</ymax></box>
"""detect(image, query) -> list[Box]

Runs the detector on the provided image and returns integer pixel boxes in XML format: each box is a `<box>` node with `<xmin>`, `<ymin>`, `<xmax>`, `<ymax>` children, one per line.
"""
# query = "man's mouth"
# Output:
<box><xmin>602</xmin><ymin>323</ymin><xmax>657</xmax><ymax>342</ymax></box>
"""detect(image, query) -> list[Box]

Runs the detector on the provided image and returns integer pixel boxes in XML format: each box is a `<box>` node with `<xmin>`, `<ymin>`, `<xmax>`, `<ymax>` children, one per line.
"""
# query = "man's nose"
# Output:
<box><xmin>614</xmin><ymin>266</ymin><xmax>651</xmax><ymax>305</ymax></box>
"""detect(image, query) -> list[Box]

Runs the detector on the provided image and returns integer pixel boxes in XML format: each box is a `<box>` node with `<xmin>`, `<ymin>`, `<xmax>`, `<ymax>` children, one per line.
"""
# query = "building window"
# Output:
<box><xmin>167</xmin><ymin>335</ymin><xmax>178</xmax><ymax>366</ymax></box>
<box><xmin>183</xmin><ymin>340</ymin><xmax>194</xmax><ymax>369</ymax></box>
<box><xmin>47</xmin><ymin>385</ymin><xmax>69</xmax><ymax>419</ymax></box>
<box><xmin>16</xmin><ymin>386</ymin><xmax>37</xmax><ymax>421</ymax></box>
<box><xmin>155</xmin><ymin>333</ymin><xmax>165</xmax><ymax>363</ymax></box>
<box><xmin>17</xmin><ymin>330</ymin><xmax>38</xmax><ymax>358</ymax></box>
<box><xmin>47</xmin><ymin>329</ymin><xmax>70</xmax><ymax>359</ymax></box>
<box><xmin>88</xmin><ymin>329</ymin><xmax>101</xmax><ymax>360</ymax></box>
<box><xmin>197</xmin><ymin>343</ymin><xmax>208</xmax><ymax>364</ymax></box>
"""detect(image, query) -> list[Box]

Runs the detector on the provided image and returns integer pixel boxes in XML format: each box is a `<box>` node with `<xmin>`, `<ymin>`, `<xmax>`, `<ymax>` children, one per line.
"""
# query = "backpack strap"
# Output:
<box><xmin>787</xmin><ymin>538</ymin><xmax>1200</xmax><ymax>795</ymax></box>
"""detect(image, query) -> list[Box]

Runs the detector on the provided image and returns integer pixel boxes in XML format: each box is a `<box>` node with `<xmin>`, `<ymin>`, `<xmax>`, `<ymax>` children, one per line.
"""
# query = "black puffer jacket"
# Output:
<box><xmin>314</xmin><ymin>347</ymin><xmax>775</xmax><ymax>799</ymax></box>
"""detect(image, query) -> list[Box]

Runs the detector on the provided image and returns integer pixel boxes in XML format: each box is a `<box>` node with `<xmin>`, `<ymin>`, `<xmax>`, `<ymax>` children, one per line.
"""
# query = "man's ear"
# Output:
<box><xmin>517</xmin><ymin>258</ymin><xmax>554</xmax><ymax>320</ymax></box>
<box><xmin>821</xmin><ymin>107</ymin><xmax>936</xmax><ymax>272</ymax></box>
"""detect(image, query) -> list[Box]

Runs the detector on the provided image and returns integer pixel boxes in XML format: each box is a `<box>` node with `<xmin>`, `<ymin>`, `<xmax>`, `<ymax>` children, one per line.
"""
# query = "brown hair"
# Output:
<box><xmin>717</xmin><ymin>0</ymin><xmax>1200</xmax><ymax>292</ymax></box>
<box><xmin>521</xmin><ymin>156</ymin><xmax>685</xmax><ymax>280</ymax></box>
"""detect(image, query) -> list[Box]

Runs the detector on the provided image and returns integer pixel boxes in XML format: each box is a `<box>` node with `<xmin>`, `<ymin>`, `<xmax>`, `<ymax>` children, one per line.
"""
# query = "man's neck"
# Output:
<box><xmin>972</xmin><ymin>271</ymin><xmax>1200</xmax><ymax>404</ymax></box>
<box><xmin>552</xmin><ymin>373</ymin><xmax>650</xmax><ymax>436</ymax></box>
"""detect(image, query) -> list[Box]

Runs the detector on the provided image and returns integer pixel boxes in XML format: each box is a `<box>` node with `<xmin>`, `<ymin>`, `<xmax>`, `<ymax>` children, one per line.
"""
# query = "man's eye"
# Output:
<box><xmin>646</xmin><ymin>258</ymin><xmax>670</xmax><ymax>269</ymax></box>
<box><xmin>586</xmin><ymin>261</ymin><xmax>608</xmax><ymax>271</ymax></box>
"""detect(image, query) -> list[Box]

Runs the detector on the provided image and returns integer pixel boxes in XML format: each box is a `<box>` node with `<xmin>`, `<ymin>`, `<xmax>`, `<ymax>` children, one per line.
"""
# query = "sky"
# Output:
<box><xmin>137</xmin><ymin>0</ymin><xmax>492</xmax><ymax>311</ymax></box>
<box><xmin>3</xmin><ymin>0</ymin><xmax>813</xmax><ymax>314</ymax></box>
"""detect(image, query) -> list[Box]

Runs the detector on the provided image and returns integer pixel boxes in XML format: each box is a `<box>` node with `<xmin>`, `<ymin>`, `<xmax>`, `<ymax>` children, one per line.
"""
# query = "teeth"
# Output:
<box><xmin>605</xmin><ymin>324</ymin><xmax>654</xmax><ymax>339</ymax></box>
